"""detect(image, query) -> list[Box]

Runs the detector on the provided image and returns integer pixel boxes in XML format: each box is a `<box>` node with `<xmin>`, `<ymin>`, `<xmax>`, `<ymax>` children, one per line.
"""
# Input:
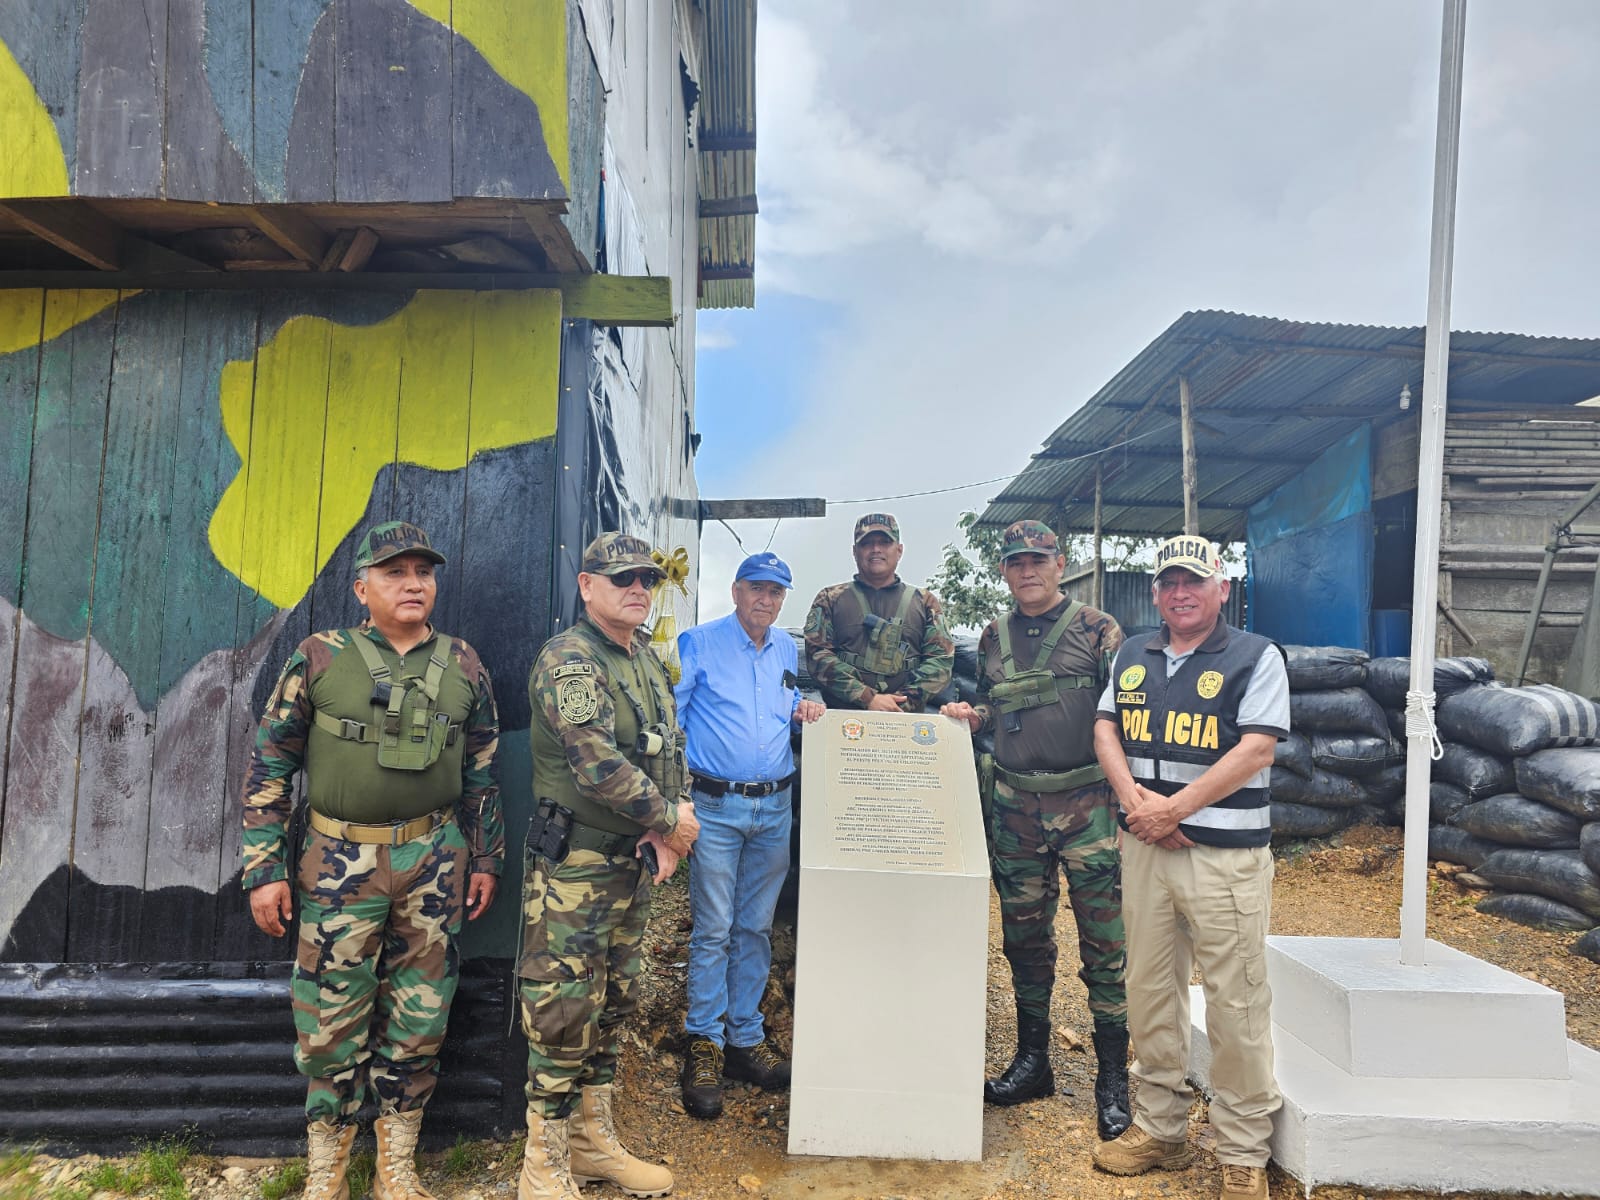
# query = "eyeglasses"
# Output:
<box><xmin>603</xmin><ymin>570</ymin><xmax>662</xmax><ymax>590</ymax></box>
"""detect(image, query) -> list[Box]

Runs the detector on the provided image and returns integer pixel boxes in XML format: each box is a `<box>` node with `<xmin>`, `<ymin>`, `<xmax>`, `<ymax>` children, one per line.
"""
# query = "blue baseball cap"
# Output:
<box><xmin>735</xmin><ymin>552</ymin><xmax>793</xmax><ymax>587</ymax></box>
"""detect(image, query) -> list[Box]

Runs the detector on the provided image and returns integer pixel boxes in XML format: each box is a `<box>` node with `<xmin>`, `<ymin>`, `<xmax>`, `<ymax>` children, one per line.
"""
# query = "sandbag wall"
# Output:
<box><xmin>1281</xmin><ymin>648</ymin><xmax>1600</xmax><ymax>964</ymax></box>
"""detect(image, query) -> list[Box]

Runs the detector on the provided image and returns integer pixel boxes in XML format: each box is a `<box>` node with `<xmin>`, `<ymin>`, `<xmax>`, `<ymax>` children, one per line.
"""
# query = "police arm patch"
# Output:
<box><xmin>556</xmin><ymin>675</ymin><xmax>600</xmax><ymax>724</ymax></box>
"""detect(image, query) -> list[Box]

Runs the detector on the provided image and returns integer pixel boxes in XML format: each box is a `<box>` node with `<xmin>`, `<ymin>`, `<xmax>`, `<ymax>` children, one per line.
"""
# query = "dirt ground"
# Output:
<box><xmin>13</xmin><ymin>824</ymin><xmax>1599</xmax><ymax>1200</ymax></box>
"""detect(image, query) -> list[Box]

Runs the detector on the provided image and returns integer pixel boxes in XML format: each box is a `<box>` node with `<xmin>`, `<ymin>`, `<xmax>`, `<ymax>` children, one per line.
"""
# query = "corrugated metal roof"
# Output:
<box><xmin>978</xmin><ymin>309</ymin><xmax>1600</xmax><ymax>540</ymax></box>
<box><xmin>697</xmin><ymin>0</ymin><xmax>756</xmax><ymax>309</ymax></box>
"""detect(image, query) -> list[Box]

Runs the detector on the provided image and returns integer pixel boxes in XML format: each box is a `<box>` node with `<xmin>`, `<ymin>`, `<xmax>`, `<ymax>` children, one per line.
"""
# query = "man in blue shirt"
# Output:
<box><xmin>675</xmin><ymin>551</ymin><xmax>825</xmax><ymax>1119</ymax></box>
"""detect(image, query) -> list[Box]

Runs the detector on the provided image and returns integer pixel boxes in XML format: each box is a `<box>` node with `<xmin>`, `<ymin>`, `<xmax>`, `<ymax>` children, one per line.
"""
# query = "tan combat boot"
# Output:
<box><xmin>373</xmin><ymin>1108</ymin><xmax>437</xmax><ymax>1200</ymax></box>
<box><xmin>567</xmin><ymin>1084</ymin><xmax>673</xmax><ymax>1197</ymax></box>
<box><xmin>519</xmin><ymin>1106</ymin><xmax>580</xmax><ymax>1200</ymax></box>
<box><xmin>1091</xmin><ymin>1124</ymin><xmax>1194</xmax><ymax>1176</ymax></box>
<box><xmin>1220</xmin><ymin>1164</ymin><xmax>1271</xmax><ymax>1200</ymax></box>
<box><xmin>304</xmin><ymin>1120</ymin><xmax>358</xmax><ymax>1200</ymax></box>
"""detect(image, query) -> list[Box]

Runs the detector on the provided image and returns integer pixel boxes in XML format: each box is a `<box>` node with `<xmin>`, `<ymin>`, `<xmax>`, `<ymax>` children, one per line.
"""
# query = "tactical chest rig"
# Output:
<box><xmin>838</xmin><ymin>583</ymin><xmax>916</xmax><ymax>689</ymax></box>
<box><xmin>614</xmin><ymin>650</ymin><xmax>689</xmax><ymax>804</ymax></box>
<box><xmin>987</xmin><ymin>601</ymin><xmax>1105</xmax><ymax>794</ymax></box>
<box><xmin>313</xmin><ymin>632</ymin><xmax>461</xmax><ymax>770</ymax></box>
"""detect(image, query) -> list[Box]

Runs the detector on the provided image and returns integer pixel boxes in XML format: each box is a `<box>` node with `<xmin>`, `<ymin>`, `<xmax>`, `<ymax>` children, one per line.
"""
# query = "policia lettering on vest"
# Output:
<box><xmin>940</xmin><ymin>519</ymin><xmax>1131</xmax><ymax>1141</ymax></box>
<box><xmin>1090</xmin><ymin>536</ymin><xmax>1290</xmax><ymax>1200</ymax></box>
<box><xmin>239</xmin><ymin>521</ymin><xmax>504</xmax><ymax>1200</ymax></box>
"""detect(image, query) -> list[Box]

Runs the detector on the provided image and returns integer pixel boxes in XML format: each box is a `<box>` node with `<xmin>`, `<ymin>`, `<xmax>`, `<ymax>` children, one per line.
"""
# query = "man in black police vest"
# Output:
<box><xmin>1090</xmin><ymin>535</ymin><xmax>1289</xmax><ymax>1200</ymax></box>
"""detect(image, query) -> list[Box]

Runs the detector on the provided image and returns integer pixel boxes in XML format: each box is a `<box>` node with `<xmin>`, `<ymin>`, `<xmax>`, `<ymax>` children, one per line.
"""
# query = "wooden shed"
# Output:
<box><xmin>0</xmin><ymin>0</ymin><xmax>756</xmax><ymax>1152</ymax></box>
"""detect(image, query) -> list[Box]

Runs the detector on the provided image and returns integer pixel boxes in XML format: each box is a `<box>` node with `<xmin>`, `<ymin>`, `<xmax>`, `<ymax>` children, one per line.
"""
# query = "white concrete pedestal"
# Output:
<box><xmin>787</xmin><ymin>711</ymin><xmax>989</xmax><ymax>1161</ymax></box>
<box><xmin>1186</xmin><ymin>936</ymin><xmax>1600</xmax><ymax>1194</ymax></box>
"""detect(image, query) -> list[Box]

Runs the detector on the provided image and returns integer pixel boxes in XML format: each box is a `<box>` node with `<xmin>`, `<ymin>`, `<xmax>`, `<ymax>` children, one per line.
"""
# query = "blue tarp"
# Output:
<box><xmin>1246</xmin><ymin>426</ymin><xmax>1373</xmax><ymax>648</ymax></box>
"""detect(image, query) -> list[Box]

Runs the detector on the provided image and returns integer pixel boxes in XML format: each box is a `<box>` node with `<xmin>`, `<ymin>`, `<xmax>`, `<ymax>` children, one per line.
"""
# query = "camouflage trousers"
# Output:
<box><xmin>292</xmin><ymin>818</ymin><xmax>467</xmax><ymax>1123</ymax></box>
<box><xmin>516</xmin><ymin>847</ymin><xmax>650</xmax><ymax>1119</ymax></box>
<box><xmin>989</xmin><ymin>777</ymin><xmax>1127</xmax><ymax>1028</ymax></box>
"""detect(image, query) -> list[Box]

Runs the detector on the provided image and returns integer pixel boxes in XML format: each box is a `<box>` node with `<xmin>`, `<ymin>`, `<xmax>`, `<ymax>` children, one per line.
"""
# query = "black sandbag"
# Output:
<box><xmin>1437</xmin><ymin>683</ymin><xmax>1600</xmax><ymax>757</ymax></box>
<box><xmin>1476</xmin><ymin>892</ymin><xmax>1595</xmax><ymax>932</ymax></box>
<box><xmin>1365</xmin><ymin>655</ymin><xmax>1495</xmax><ymax>707</ymax></box>
<box><xmin>1575</xmin><ymin>928</ymin><xmax>1600</xmax><ymax>965</ymax></box>
<box><xmin>1452</xmin><ymin>793</ymin><xmax>1582</xmax><ymax>849</ymax></box>
<box><xmin>1284</xmin><ymin>645</ymin><xmax>1369</xmax><ymax>691</ymax></box>
<box><xmin>1475</xmin><ymin>848</ymin><xmax>1600</xmax><ymax>919</ymax></box>
<box><xmin>1298</xmin><ymin>768</ymin><xmax>1370</xmax><ymax>809</ymax></box>
<box><xmin>1430</xmin><ymin>781</ymin><xmax>1471</xmax><ymax>823</ymax></box>
<box><xmin>1385</xmin><ymin>707</ymin><xmax>1407</xmax><ymax>740</ymax></box>
<box><xmin>1515</xmin><ymin>748</ymin><xmax>1600</xmax><ymax>821</ymax></box>
<box><xmin>1582</xmin><ymin>822</ymin><xmax>1600</xmax><ymax>877</ymax></box>
<box><xmin>1290</xmin><ymin>687</ymin><xmax>1390</xmax><ymax>737</ymax></box>
<box><xmin>1270</xmin><ymin>767</ymin><xmax>1310</xmax><ymax>803</ymax></box>
<box><xmin>1363</xmin><ymin>764</ymin><xmax>1407</xmax><ymax>804</ymax></box>
<box><xmin>1274</xmin><ymin>731</ymin><xmax>1314</xmax><ymax>779</ymax></box>
<box><xmin>1271</xmin><ymin>801</ymin><xmax>1355</xmax><ymax>840</ymax></box>
<box><xmin>1429</xmin><ymin>825</ymin><xmax>1500</xmax><ymax>868</ymax></box>
<box><xmin>1355</xmin><ymin>801</ymin><xmax>1399</xmax><ymax>828</ymax></box>
<box><xmin>1312</xmin><ymin>732</ymin><xmax>1403</xmax><ymax>778</ymax></box>
<box><xmin>953</xmin><ymin>635</ymin><xmax>981</xmax><ymax>683</ymax></box>
<box><xmin>1434</xmin><ymin>741</ymin><xmax>1516</xmax><ymax>801</ymax></box>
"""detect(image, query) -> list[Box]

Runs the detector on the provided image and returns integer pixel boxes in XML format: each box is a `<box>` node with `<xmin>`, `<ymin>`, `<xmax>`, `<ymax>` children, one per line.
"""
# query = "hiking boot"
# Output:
<box><xmin>681</xmin><ymin>1036</ymin><xmax>724</xmax><ymax>1119</ymax></box>
<box><xmin>373</xmin><ymin>1108</ymin><xmax>435</xmax><ymax>1200</ymax></box>
<box><xmin>1092</xmin><ymin>1124</ymin><xmax>1194</xmax><ymax>1176</ymax></box>
<box><xmin>983</xmin><ymin>1012</ymin><xmax>1055</xmax><ymax>1106</ymax></box>
<box><xmin>518</xmin><ymin>1107</ymin><xmax>579</xmax><ymax>1200</ymax></box>
<box><xmin>723</xmin><ymin>1040</ymin><xmax>791</xmax><ymax>1090</ymax></box>
<box><xmin>304</xmin><ymin>1120</ymin><xmax>357</xmax><ymax>1200</ymax></box>
<box><xmin>1220</xmin><ymin>1165</ymin><xmax>1270</xmax><ymax>1200</ymax></box>
<box><xmin>1091</xmin><ymin>1021</ymin><xmax>1132</xmax><ymax>1141</ymax></box>
<box><xmin>568</xmin><ymin>1084</ymin><xmax>673</xmax><ymax>1198</ymax></box>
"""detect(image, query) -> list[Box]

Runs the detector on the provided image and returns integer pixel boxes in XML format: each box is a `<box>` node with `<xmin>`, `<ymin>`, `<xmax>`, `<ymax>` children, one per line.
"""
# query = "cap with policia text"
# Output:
<box><xmin>353</xmin><ymin>521</ymin><xmax>447</xmax><ymax>570</ymax></box>
<box><xmin>581</xmin><ymin>532</ymin><xmax>661</xmax><ymax>578</ymax></box>
<box><xmin>853</xmin><ymin>513</ymin><xmax>900</xmax><ymax>544</ymax></box>
<box><xmin>1153</xmin><ymin>534</ymin><xmax>1222</xmax><ymax>580</ymax></box>
<box><xmin>1000</xmin><ymin>519</ymin><xmax>1060</xmax><ymax>561</ymax></box>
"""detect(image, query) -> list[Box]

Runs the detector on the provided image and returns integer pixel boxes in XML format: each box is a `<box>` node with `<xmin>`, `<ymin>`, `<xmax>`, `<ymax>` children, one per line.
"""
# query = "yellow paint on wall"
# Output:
<box><xmin>0</xmin><ymin>38</ymin><xmax>69</xmax><ymax>199</ymax></box>
<box><xmin>405</xmin><ymin>0</ymin><xmax>569</xmax><ymax>191</ymax></box>
<box><xmin>0</xmin><ymin>290</ymin><xmax>129</xmax><ymax>357</ymax></box>
<box><xmin>209</xmin><ymin>290</ymin><xmax>561</xmax><ymax>608</ymax></box>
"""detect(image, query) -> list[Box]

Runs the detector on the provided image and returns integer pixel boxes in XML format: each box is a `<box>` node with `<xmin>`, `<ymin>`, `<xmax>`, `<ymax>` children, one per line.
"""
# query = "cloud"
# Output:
<box><xmin>695</xmin><ymin>325</ymin><xmax>737</xmax><ymax>351</ymax></box>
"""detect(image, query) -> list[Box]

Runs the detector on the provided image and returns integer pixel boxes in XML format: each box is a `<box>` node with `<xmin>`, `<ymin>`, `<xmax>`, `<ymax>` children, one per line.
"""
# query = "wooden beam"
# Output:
<box><xmin>699</xmin><ymin>132</ymin><xmax>757</xmax><ymax>152</ymax></box>
<box><xmin>222</xmin><ymin>259</ymin><xmax>312</xmax><ymax>271</ymax></box>
<box><xmin>0</xmin><ymin>200</ymin><xmax>121</xmax><ymax>270</ymax></box>
<box><xmin>562</xmin><ymin>274</ymin><xmax>673</xmax><ymax>326</ymax></box>
<box><xmin>517</xmin><ymin>203</ymin><xmax>586</xmax><ymax>272</ymax></box>
<box><xmin>244</xmin><ymin>207</ymin><xmax>329</xmax><ymax>264</ymax></box>
<box><xmin>336</xmin><ymin>227</ymin><xmax>379</xmax><ymax>272</ymax></box>
<box><xmin>700</xmin><ymin>264</ymin><xmax>754</xmax><ymax>281</ymax></box>
<box><xmin>699</xmin><ymin>194</ymin><xmax>759</xmax><ymax>218</ymax></box>
<box><xmin>700</xmin><ymin>498</ymin><xmax>826</xmax><ymax>520</ymax></box>
<box><xmin>1179</xmin><ymin>374</ymin><xmax>1199</xmax><ymax>534</ymax></box>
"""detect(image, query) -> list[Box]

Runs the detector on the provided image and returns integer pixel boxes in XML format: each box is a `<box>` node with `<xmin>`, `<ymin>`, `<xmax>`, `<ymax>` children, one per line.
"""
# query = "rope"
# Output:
<box><xmin>1403</xmin><ymin>688</ymin><xmax>1445</xmax><ymax>761</ymax></box>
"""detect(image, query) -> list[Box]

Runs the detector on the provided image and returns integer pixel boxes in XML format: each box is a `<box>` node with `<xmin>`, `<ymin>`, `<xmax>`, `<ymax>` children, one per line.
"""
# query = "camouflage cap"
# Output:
<box><xmin>853</xmin><ymin>513</ymin><xmax>900</xmax><ymax>544</ymax></box>
<box><xmin>581</xmin><ymin>531</ymin><xmax>660</xmax><ymax>577</ymax></box>
<box><xmin>1000</xmin><ymin>519</ymin><xmax>1060</xmax><ymax>561</ymax></box>
<box><xmin>353</xmin><ymin>520</ymin><xmax>446</xmax><ymax>570</ymax></box>
<box><xmin>1153</xmin><ymin>534</ymin><xmax>1223</xmax><ymax>580</ymax></box>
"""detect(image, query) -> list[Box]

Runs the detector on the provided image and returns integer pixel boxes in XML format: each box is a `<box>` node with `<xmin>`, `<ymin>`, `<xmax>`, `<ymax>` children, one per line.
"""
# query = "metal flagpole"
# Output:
<box><xmin>1400</xmin><ymin>0</ymin><xmax>1469</xmax><ymax>966</ymax></box>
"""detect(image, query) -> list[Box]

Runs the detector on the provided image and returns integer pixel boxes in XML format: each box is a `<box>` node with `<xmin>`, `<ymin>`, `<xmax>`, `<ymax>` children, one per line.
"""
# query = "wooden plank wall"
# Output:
<box><xmin>0</xmin><ymin>0</ymin><xmax>569</xmax><ymax>205</ymax></box>
<box><xmin>0</xmin><ymin>286</ymin><xmax>563</xmax><ymax>964</ymax></box>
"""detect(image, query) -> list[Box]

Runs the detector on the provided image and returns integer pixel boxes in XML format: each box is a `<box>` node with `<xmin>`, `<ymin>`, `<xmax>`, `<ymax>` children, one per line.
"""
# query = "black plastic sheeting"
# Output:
<box><xmin>0</xmin><ymin>960</ymin><xmax>522</xmax><ymax>1155</ymax></box>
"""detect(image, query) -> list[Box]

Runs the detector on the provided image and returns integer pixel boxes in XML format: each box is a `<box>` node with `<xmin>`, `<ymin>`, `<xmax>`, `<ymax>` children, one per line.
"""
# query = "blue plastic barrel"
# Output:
<box><xmin>1372</xmin><ymin>609</ymin><xmax>1411</xmax><ymax>656</ymax></box>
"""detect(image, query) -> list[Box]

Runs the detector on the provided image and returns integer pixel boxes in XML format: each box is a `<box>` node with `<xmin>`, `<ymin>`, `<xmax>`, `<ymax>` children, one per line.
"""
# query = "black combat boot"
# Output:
<box><xmin>1092</xmin><ymin>1021</ymin><xmax>1132</xmax><ymax>1141</ymax></box>
<box><xmin>983</xmin><ymin>1012</ymin><xmax>1055</xmax><ymax>1106</ymax></box>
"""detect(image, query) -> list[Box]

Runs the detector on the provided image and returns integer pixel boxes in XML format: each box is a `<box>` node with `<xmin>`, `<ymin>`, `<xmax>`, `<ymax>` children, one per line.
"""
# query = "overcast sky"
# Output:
<box><xmin>690</xmin><ymin>1</ymin><xmax>1600</xmax><ymax>627</ymax></box>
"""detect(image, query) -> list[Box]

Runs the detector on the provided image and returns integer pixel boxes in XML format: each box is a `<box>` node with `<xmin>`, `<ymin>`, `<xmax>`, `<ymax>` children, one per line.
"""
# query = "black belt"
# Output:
<box><xmin>690</xmin><ymin>771</ymin><xmax>795</xmax><ymax>799</ymax></box>
<box><xmin>566</xmin><ymin>822</ymin><xmax>642</xmax><ymax>857</ymax></box>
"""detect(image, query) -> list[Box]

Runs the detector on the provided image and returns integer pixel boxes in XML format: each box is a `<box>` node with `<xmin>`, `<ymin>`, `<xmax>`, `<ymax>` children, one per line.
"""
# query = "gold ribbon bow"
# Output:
<box><xmin>652</xmin><ymin>546</ymin><xmax>691</xmax><ymax>597</ymax></box>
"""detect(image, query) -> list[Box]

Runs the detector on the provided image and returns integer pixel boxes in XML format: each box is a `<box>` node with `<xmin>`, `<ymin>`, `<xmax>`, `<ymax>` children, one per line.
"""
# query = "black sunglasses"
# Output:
<box><xmin>603</xmin><ymin>570</ymin><xmax>662</xmax><ymax>589</ymax></box>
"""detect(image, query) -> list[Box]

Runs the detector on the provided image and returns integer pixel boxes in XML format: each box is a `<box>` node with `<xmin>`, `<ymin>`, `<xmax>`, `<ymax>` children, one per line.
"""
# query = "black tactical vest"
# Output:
<box><xmin>824</xmin><ymin>579</ymin><xmax>929</xmax><ymax>702</ymax></box>
<box><xmin>1110</xmin><ymin>622</ymin><xmax>1279</xmax><ymax>848</ymax></box>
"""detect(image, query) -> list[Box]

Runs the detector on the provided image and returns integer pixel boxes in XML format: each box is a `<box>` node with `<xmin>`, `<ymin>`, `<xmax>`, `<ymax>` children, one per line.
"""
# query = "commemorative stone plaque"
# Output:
<box><xmin>787</xmin><ymin>709</ymin><xmax>988</xmax><ymax>1161</ymax></box>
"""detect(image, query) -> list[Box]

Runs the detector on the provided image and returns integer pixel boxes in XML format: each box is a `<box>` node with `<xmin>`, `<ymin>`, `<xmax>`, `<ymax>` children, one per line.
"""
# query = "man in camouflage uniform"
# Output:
<box><xmin>516</xmin><ymin>533</ymin><xmax>700</xmax><ymax>1200</ymax></box>
<box><xmin>941</xmin><ymin>520</ymin><xmax>1129</xmax><ymax>1139</ymax></box>
<box><xmin>242</xmin><ymin>521</ymin><xmax>503</xmax><ymax>1200</ymax></box>
<box><xmin>804</xmin><ymin>513</ymin><xmax>954</xmax><ymax>712</ymax></box>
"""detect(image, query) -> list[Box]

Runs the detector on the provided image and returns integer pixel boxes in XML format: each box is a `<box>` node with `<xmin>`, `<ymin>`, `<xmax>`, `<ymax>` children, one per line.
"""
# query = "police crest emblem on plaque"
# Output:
<box><xmin>912</xmin><ymin>720</ymin><xmax>938</xmax><ymax>745</ymax></box>
<box><xmin>841</xmin><ymin>718</ymin><xmax>865</xmax><ymax>741</ymax></box>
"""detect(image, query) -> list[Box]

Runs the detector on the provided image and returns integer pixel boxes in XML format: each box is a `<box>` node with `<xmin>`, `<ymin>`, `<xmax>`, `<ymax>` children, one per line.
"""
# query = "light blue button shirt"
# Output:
<box><xmin>675</xmin><ymin>613</ymin><xmax>800</xmax><ymax>782</ymax></box>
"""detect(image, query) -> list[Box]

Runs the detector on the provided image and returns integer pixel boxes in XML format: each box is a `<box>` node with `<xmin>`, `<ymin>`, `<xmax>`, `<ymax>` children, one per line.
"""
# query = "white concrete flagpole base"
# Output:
<box><xmin>1184</xmin><ymin>936</ymin><xmax>1600</xmax><ymax>1194</ymax></box>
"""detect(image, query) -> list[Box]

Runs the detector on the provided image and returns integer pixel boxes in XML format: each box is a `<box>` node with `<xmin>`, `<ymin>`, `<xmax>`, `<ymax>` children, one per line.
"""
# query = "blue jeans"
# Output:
<box><xmin>685</xmin><ymin>784</ymin><xmax>793</xmax><ymax>1048</ymax></box>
